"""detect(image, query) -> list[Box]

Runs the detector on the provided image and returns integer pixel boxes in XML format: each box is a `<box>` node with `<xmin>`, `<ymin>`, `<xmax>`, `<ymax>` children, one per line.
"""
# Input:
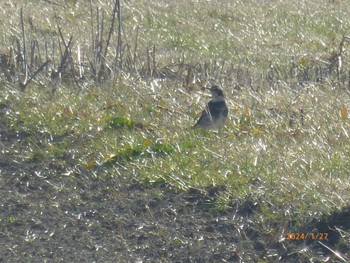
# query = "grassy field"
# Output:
<box><xmin>1</xmin><ymin>0</ymin><xmax>350</xmax><ymax>262</ymax></box>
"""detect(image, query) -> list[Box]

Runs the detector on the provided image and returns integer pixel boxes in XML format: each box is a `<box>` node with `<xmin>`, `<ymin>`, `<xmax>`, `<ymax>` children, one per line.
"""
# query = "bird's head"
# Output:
<box><xmin>209</xmin><ymin>85</ymin><xmax>225</xmax><ymax>102</ymax></box>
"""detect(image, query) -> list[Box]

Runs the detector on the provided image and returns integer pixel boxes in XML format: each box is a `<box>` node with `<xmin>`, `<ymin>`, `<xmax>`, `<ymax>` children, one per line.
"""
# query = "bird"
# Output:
<box><xmin>193</xmin><ymin>85</ymin><xmax>228</xmax><ymax>129</ymax></box>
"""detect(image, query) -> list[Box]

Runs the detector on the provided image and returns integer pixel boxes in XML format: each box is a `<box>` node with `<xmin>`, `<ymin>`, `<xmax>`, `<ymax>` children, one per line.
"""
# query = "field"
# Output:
<box><xmin>1</xmin><ymin>0</ymin><xmax>350</xmax><ymax>262</ymax></box>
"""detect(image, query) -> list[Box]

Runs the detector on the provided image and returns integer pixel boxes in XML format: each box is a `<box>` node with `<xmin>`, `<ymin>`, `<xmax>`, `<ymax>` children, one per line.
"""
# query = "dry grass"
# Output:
<box><xmin>1</xmin><ymin>0</ymin><xmax>350</xmax><ymax>262</ymax></box>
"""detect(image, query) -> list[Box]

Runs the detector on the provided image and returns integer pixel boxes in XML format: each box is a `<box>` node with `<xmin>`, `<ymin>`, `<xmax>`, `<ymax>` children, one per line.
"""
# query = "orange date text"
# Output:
<box><xmin>285</xmin><ymin>232</ymin><xmax>328</xmax><ymax>241</ymax></box>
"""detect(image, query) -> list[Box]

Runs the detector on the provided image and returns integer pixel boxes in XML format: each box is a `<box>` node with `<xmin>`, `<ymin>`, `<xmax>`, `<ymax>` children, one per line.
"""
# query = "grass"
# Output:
<box><xmin>1</xmin><ymin>0</ymin><xmax>350</xmax><ymax>262</ymax></box>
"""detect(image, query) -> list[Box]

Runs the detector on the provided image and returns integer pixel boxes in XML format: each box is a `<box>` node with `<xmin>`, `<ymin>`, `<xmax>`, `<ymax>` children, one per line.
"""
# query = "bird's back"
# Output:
<box><xmin>208</xmin><ymin>100</ymin><xmax>228</xmax><ymax>119</ymax></box>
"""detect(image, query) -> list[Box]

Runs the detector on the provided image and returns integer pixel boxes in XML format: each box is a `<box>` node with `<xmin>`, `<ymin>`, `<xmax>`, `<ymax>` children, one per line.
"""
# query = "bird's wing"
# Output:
<box><xmin>193</xmin><ymin>106</ymin><xmax>213</xmax><ymax>128</ymax></box>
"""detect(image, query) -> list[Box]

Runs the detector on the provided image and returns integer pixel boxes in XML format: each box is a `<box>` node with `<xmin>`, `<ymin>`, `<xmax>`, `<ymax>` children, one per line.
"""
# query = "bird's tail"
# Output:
<box><xmin>191</xmin><ymin>121</ymin><xmax>201</xmax><ymax>129</ymax></box>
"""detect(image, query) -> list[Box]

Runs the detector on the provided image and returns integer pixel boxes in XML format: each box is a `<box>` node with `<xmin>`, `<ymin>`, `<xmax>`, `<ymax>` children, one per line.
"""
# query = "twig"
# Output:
<box><xmin>133</xmin><ymin>26</ymin><xmax>139</xmax><ymax>72</ymax></box>
<box><xmin>104</xmin><ymin>0</ymin><xmax>118</xmax><ymax>59</ymax></box>
<box><xmin>20</xmin><ymin>8</ymin><xmax>28</xmax><ymax>88</ymax></box>
<box><xmin>152</xmin><ymin>45</ymin><xmax>156</xmax><ymax>77</ymax></box>
<box><xmin>56</xmin><ymin>23</ymin><xmax>81</xmax><ymax>88</ymax></box>
<box><xmin>115</xmin><ymin>0</ymin><xmax>122</xmax><ymax>69</ymax></box>
<box><xmin>317</xmin><ymin>241</ymin><xmax>347</xmax><ymax>262</ymax></box>
<box><xmin>45</xmin><ymin>41</ymin><xmax>49</xmax><ymax>75</ymax></box>
<box><xmin>146</xmin><ymin>46</ymin><xmax>151</xmax><ymax>76</ymax></box>
<box><xmin>43</xmin><ymin>0</ymin><xmax>65</xmax><ymax>7</ymax></box>
<box><xmin>89</xmin><ymin>0</ymin><xmax>95</xmax><ymax>66</ymax></box>
<box><xmin>20</xmin><ymin>60</ymin><xmax>52</xmax><ymax>90</ymax></box>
